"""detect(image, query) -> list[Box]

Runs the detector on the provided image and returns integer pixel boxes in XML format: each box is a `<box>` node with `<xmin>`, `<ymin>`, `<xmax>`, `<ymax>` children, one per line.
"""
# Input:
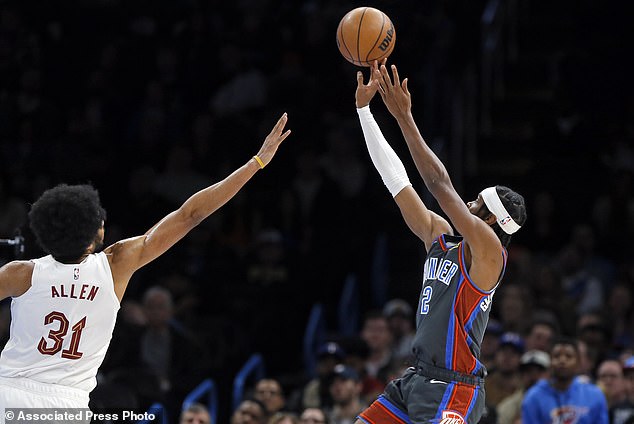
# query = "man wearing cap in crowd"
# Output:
<box><xmin>485</xmin><ymin>332</ymin><xmax>525</xmax><ymax>408</ymax></box>
<box><xmin>497</xmin><ymin>350</ymin><xmax>550</xmax><ymax>424</ymax></box>
<box><xmin>325</xmin><ymin>364</ymin><xmax>367</xmax><ymax>424</ymax></box>
<box><xmin>522</xmin><ymin>337</ymin><xmax>608</xmax><ymax>424</ymax></box>
<box><xmin>301</xmin><ymin>342</ymin><xmax>347</xmax><ymax>410</ymax></box>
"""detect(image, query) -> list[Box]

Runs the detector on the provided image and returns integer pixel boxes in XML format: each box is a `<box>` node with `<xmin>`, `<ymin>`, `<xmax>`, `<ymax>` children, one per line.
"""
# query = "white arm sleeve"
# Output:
<box><xmin>357</xmin><ymin>105</ymin><xmax>411</xmax><ymax>197</ymax></box>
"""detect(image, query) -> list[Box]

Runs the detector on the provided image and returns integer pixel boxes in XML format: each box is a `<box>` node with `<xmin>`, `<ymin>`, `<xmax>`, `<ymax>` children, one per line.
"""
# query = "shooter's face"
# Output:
<box><xmin>467</xmin><ymin>194</ymin><xmax>490</xmax><ymax>221</ymax></box>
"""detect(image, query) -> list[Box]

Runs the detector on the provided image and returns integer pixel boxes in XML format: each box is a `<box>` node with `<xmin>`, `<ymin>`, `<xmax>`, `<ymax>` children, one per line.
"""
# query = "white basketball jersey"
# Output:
<box><xmin>0</xmin><ymin>252</ymin><xmax>120</xmax><ymax>393</ymax></box>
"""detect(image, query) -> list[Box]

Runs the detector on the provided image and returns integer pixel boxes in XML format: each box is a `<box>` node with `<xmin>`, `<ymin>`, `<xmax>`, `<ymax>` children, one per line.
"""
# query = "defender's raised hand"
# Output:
<box><xmin>377</xmin><ymin>63</ymin><xmax>412</xmax><ymax>120</ymax></box>
<box><xmin>255</xmin><ymin>113</ymin><xmax>292</xmax><ymax>167</ymax></box>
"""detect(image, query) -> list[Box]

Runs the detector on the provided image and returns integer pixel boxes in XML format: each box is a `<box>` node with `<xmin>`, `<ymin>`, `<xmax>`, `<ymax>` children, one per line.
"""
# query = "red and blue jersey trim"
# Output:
<box><xmin>358</xmin><ymin>395</ymin><xmax>412</xmax><ymax>424</ymax></box>
<box><xmin>435</xmin><ymin>382</ymin><xmax>480</xmax><ymax>422</ymax></box>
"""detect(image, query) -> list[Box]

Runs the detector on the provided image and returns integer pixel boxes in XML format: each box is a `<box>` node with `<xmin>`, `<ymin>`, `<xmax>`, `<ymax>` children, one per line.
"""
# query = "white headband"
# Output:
<box><xmin>481</xmin><ymin>187</ymin><xmax>521</xmax><ymax>235</ymax></box>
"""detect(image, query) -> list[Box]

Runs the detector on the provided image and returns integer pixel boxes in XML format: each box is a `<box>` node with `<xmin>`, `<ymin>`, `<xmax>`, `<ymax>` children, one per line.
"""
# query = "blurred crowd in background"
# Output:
<box><xmin>1</xmin><ymin>0</ymin><xmax>633</xmax><ymax>423</ymax></box>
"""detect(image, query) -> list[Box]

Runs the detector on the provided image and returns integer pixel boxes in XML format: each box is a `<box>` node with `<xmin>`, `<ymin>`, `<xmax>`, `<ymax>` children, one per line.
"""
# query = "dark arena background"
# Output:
<box><xmin>1</xmin><ymin>0</ymin><xmax>633</xmax><ymax>423</ymax></box>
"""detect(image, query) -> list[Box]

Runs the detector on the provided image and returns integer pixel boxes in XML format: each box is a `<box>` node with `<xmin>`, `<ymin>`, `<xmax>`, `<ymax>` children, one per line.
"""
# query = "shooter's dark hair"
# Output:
<box><xmin>484</xmin><ymin>185</ymin><xmax>527</xmax><ymax>248</ymax></box>
<box><xmin>29</xmin><ymin>184</ymin><xmax>106</xmax><ymax>262</ymax></box>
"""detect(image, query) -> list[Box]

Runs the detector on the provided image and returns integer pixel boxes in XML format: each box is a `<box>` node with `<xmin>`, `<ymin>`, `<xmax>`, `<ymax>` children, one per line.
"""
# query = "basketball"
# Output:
<box><xmin>336</xmin><ymin>7</ymin><xmax>396</xmax><ymax>67</ymax></box>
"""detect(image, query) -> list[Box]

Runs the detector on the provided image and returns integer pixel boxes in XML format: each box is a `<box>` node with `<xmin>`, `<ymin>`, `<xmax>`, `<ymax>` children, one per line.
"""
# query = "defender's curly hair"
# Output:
<box><xmin>29</xmin><ymin>184</ymin><xmax>106</xmax><ymax>262</ymax></box>
<box><xmin>487</xmin><ymin>185</ymin><xmax>527</xmax><ymax>248</ymax></box>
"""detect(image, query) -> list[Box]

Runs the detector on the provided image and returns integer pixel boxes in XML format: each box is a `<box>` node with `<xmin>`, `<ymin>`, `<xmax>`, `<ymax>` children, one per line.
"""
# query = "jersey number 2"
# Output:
<box><xmin>37</xmin><ymin>311</ymin><xmax>87</xmax><ymax>360</ymax></box>
<box><xmin>420</xmin><ymin>286</ymin><xmax>433</xmax><ymax>314</ymax></box>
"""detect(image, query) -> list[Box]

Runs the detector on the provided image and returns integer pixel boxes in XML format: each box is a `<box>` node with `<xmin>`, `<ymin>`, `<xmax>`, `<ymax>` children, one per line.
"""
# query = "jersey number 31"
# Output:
<box><xmin>37</xmin><ymin>311</ymin><xmax>87</xmax><ymax>360</ymax></box>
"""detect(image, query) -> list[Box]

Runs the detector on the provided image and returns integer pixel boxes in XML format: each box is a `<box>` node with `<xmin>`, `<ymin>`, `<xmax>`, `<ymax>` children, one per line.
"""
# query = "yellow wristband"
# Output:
<box><xmin>253</xmin><ymin>155</ymin><xmax>265</xmax><ymax>169</ymax></box>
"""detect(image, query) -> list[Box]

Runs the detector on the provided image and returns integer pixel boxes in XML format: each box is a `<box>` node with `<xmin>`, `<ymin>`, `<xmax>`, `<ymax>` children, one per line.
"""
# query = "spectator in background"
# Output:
<box><xmin>139</xmin><ymin>286</ymin><xmax>209</xmax><ymax>400</ymax></box>
<box><xmin>624</xmin><ymin>357</ymin><xmax>634</xmax><ymax>403</ymax></box>
<box><xmin>569</xmin><ymin>223</ymin><xmax>616</xmax><ymax>290</ymax></box>
<box><xmin>100</xmin><ymin>286</ymin><xmax>211</xmax><ymax>412</ymax></box>
<box><xmin>558</xmin><ymin>243</ymin><xmax>605</xmax><ymax>316</ymax></box>
<box><xmin>301</xmin><ymin>342</ymin><xmax>346</xmax><ymax>410</ymax></box>
<box><xmin>254</xmin><ymin>378</ymin><xmax>286</xmax><ymax>416</ymax></box>
<box><xmin>244</xmin><ymin>228</ymin><xmax>301</xmax><ymax>375</ymax></box>
<box><xmin>325</xmin><ymin>364</ymin><xmax>367</xmax><ymax>424</ymax></box>
<box><xmin>597</xmin><ymin>359</ymin><xmax>628</xmax><ymax>407</ymax></box>
<box><xmin>577</xmin><ymin>339</ymin><xmax>596</xmax><ymax>382</ymax></box>
<box><xmin>180</xmin><ymin>403</ymin><xmax>212</xmax><ymax>424</ymax></box>
<box><xmin>577</xmin><ymin>311</ymin><xmax>612</xmax><ymax>371</ymax></box>
<box><xmin>497</xmin><ymin>350</ymin><xmax>550</xmax><ymax>424</ymax></box>
<box><xmin>529</xmin><ymin>263</ymin><xmax>565</xmax><ymax>319</ymax></box>
<box><xmin>605</xmin><ymin>281</ymin><xmax>634</xmax><ymax>350</ymax></box>
<box><xmin>382</xmin><ymin>298</ymin><xmax>415</xmax><ymax>364</ymax></box>
<box><xmin>496</xmin><ymin>284</ymin><xmax>533</xmax><ymax>335</ymax></box>
<box><xmin>360</xmin><ymin>310</ymin><xmax>393</xmax><ymax>385</ymax></box>
<box><xmin>524</xmin><ymin>313</ymin><xmax>559</xmax><ymax>353</ymax></box>
<box><xmin>337</xmin><ymin>336</ymin><xmax>384</xmax><ymax>405</ymax></box>
<box><xmin>231</xmin><ymin>398</ymin><xmax>269</xmax><ymax>424</ymax></box>
<box><xmin>610</xmin><ymin>356</ymin><xmax>634</xmax><ymax>424</ymax></box>
<box><xmin>485</xmin><ymin>332</ymin><xmax>525</xmax><ymax>408</ymax></box>
<box><xmin>299</xmin><ymin>408</ymin><xmax>329</xmax><ymax>424</ymax></box>
<box><xmin>481</xmin><ymin>319</ymin><xmax>504</xmax><ymax>373</ymax></box>
<box><xmin>596</xmin><ymin>359</ymin><xmax>634</xmax><ymax>424</ymax></box>
<box><xmin>267</xmin><ymin>412</ymin><xmax>299</xmax><ymax>424</ymax></box>
<box><xmin>522</xmin><ymin>337</ymin><xmax>608</xmax><ymax>424</ymax></box>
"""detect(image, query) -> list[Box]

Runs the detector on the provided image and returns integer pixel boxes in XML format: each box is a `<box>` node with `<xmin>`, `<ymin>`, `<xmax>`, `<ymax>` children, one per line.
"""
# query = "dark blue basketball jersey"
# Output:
<box><xmin>412</xmin><ymin>234</ymin><xmax>507</xmax><ymax>377</ymax></box>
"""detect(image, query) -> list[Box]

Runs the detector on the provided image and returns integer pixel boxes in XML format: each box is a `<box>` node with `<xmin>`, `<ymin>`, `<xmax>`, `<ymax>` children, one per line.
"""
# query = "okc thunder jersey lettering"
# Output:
<box><xmin>412</xmin><ymin>234</ymin><xmax>507</xmax><ymax>377</ymax></box>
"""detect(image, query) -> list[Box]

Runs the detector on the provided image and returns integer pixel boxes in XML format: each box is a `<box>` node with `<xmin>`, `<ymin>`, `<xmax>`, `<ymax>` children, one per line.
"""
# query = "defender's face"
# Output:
<box><xmin>96</xmin><ymin>225</ymin><xmax>105</xmax><ymax>245</ymax></box>
<box><xmin>91</xmin><ymin>222</ymin><xmax>105</xmax><ymax>253</ymax></box>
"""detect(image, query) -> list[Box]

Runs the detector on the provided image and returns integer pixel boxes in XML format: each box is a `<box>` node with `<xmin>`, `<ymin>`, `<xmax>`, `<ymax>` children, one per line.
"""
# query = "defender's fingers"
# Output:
<box><xmin>377</xmin><ymin>72</ymin><xmax>388</xmax><ymax>93</ymax></box>
<box><xmin>378</xmin><ymin>83</ymin><xmax>386</xmax><ymax>97</ymax></box>
<box><xmin>391</xmin><ymin>65</ymin><xmax>401</xmax><ymax>88</ymax></box>
<box><xmin>402</xmin><ymin>78</ymin><xmax>409</xmax><ymax>94</ymax></box>
<box><xmin>357</xmin><ymin>71</ymin><xmax>364</xmax><ymax>87</ymax></box>
<box><xmin>379</xmin><ymin>64</ymin><xmax>393</xmax><ymax>88</ymax></box>
<box><xmin>280</xmin><ymin>129</ymin><xmax>291</xmax><ymax>142</ymax></box>
<box><xmin>272</xmin><ymin>113</ymin><xmax>288</xmax><ymax>134</ymax></box>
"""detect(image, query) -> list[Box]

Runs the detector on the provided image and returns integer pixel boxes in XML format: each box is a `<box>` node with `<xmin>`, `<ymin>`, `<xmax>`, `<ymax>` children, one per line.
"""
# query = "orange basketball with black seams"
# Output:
<box><xmin>336</xmin><ymin>7</ymin><xmax>396</xmax><ymax>67</ymax></box>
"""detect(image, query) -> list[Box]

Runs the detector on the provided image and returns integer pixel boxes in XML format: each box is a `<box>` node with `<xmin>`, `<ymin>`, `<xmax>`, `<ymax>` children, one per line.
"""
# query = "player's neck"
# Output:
<box><xmin>56</xmin><ymin>252</ymin><xmax>91</xmax><ymax>264</ymax></box>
